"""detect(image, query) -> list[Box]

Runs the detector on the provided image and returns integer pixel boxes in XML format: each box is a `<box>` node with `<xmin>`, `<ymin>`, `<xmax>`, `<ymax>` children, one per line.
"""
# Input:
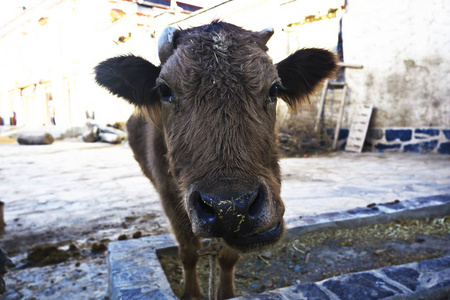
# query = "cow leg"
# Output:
<box><xmin>164</xmin><ymin>198</ymin><xmax>202</xmax><ymax>299</ymax></box>
<box><xmin>217</xmin><ymin>246</ymin><xmax>242</xmax><ymax>299</ymax></box>
<box><xmin>127</xmin><ymin>119</ymin><xmax>202</xmax><ymax>298</ymax></box>
<box><xmin>178</xmin><ymin>234</ymin><xmax>202</xmax><ymax>300</ymax></box>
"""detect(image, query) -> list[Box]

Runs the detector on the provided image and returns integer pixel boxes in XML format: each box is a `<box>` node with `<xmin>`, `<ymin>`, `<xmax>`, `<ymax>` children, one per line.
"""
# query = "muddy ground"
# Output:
<box><xmin>158</xmin><ymin>216</ymin><xmax>450</xmax><ymax>298</ymax></box>
<box><xmin>1</xmin><ymin>211</ymin><xmax>169</xmax><ymax>300</ymax></box>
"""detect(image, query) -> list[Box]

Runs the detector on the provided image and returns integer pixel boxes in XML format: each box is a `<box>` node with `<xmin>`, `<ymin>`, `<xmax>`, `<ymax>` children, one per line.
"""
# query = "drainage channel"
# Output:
<box><xmin>107</xmin><ymin>194</ymin><xmax>450</xmax><ymax>300</ymax></box>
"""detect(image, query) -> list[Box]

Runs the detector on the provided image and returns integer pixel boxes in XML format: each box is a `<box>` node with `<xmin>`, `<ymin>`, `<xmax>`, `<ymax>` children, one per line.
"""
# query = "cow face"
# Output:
<box><xmin>95</xmin><ymin>21</ymin><xmax>336</xmax><ymax>251</ymax></box>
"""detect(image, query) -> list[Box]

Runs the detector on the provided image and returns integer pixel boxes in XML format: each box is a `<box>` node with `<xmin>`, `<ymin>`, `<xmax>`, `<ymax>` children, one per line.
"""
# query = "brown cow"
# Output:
<box><xmin>95</xmin><ymin>21</ymin><xmax>336</xmax><ymax>299</ymax></box>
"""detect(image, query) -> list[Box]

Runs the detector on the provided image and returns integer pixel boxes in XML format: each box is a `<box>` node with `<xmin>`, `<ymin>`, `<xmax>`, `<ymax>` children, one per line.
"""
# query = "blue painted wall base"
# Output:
<box><xmin>328</xmin><ymin>127</ymin><xmax>450</xmax><ymax>154</ymax></box>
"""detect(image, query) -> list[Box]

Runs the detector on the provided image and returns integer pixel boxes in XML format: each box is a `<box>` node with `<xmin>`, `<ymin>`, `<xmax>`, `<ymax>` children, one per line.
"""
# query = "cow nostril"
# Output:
<box><xmin>193</xmin><ymin>191</ymin><xmax>215</xmax><ymax>222</ymax></box>
<box><xmin>248</xmin><ymin>189</ymin><xmax>264</xmax><ymax>219</ymax></box>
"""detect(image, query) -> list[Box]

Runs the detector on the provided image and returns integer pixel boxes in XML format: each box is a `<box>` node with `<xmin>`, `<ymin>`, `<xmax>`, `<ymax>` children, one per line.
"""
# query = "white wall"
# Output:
<box><xmin>0</xmin><ymin>0</ymin><xmax>138</xmax><ymax>127</ymax></box>
<box><xmin>342</xmin><ymin>0</ymin><xmax>450</xmax><ymax>127</ymax></box>
<box><xmin>0</xmin><ymin>0</ymin><xmax>348</xmax><ymax>128</ymax></box>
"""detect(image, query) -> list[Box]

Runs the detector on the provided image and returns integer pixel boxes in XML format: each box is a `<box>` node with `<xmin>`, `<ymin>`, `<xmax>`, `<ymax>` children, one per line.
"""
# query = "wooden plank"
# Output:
<box><xmin>345</xmin><ymin>104</ymin><xmax>373</xmax><ymax>152</ymax></box>
<box><xmin>337</xmin><ymin>62</ymin><xmax>364</xmax><ymax>69</ymax></box>
<box><xmin>328</xmin><ymin>82</ymin><xmax>346</xmax><ymax>87</ymax></box>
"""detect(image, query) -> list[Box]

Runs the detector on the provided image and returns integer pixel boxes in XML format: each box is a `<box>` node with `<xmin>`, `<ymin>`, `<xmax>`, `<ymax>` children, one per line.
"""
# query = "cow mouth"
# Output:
<box><xmin>223</xmin><ymin>220</ymin><xmax>284</xmax><ymax>251</ymax></box>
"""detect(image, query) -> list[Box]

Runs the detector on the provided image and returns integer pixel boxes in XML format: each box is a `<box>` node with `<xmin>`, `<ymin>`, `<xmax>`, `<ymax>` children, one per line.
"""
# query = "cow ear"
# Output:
<box><xmin>276</xmin><ymin>48</ymin><xmax>337</xmax><ymax>110</ymax></box>
<box><xmin>95</xmin><ymin>55</ymin><xmax>160</xmax><ymax>106</ymax></box>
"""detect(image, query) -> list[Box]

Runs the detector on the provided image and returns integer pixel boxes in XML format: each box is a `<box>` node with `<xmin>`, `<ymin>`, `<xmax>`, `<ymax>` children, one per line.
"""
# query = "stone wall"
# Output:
<box><xmin>366</xmin><ymin>128</ymin><xmax>450</xmax><ymax>154</ymax></box>
<box><xmin>330</xmin><ymin>128</ymin><xmax>450</xmax><ymax>154</ymax></box>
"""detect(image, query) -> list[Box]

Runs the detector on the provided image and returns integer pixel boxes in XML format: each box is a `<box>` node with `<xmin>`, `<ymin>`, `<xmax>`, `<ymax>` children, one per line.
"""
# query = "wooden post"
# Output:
<box><xmin>332</xmin><ymin>83</ymin><xmax>348</xmax><ymax>150</ymax></box>
<box><xmin>0</xmin><ymin>201</ymin><xmax>5</xmax><ymax>231</ymax></box>
<box><xmin>314</xmin><ymin>79</ymin><xmax>329</xmax><ymax>133</ymax></box>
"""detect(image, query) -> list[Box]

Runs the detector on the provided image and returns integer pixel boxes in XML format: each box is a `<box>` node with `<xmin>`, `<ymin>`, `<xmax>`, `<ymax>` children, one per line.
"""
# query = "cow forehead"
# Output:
<box><xmin>177</xmin><ymin>22</ymin><xmax>260</xmax><ymax>50</ymax></box>
<box><xmin>177</xmin><ymin>25</ymin><xmax>265</xmax><ymax>59</ymax></box>
<box><xmin>161</xmin><ymin>29</ymin><xmax>277</xmax><ymax>96</ymax></box>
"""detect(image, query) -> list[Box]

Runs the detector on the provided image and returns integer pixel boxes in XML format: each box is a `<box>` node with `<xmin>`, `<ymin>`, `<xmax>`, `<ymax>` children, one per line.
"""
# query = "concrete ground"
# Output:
<box><xmin>0</xmin><ymin>139</ymin><xmax>449</xmax><ymax>299</ymax></box>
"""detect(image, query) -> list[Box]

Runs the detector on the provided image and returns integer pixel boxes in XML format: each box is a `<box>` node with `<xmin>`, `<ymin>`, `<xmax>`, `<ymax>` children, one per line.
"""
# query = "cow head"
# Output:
<box><xmin>95</xmin><ymin>21</ymin><xmax>336</xmax><ymax>251</ymax></box>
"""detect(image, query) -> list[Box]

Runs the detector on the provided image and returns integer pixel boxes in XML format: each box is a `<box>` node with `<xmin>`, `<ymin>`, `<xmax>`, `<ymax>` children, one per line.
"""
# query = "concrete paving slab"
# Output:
<box><xmin>1</xmin><ymin>140</ymin><xmax>449</xmax><ymax>240</ymax></box>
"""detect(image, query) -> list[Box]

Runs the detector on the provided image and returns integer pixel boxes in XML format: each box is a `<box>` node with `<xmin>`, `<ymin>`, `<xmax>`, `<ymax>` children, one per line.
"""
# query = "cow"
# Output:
<box><xmin>95</xmin><ymin>21</ymin><xmax>337</xmax><ymax>299</ymax></box>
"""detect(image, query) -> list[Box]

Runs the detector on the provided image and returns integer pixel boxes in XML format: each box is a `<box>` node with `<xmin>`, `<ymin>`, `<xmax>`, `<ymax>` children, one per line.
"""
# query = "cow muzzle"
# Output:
<box><xmin>187</xmin><ymin>179</ymin><xmax>284</xmax><ymax>251</ymax></box>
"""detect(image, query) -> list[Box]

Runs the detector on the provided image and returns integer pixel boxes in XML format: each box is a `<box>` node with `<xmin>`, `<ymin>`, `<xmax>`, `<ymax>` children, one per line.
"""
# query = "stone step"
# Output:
<box><xmin>107</xmin><ymin>194</ymin><xmax>450</xmax><ymax>300</ymax></box>
<box><xmin>235</xmin><ymin>256</ymin><xmax>450</xmax><ymax>300</ymax></box>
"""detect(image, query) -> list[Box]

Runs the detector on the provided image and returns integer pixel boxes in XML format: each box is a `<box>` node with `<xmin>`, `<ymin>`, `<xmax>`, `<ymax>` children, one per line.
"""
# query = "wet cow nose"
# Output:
<box><xmin>190</xmin><ymin>186</ymin><xmax>265</xmax><ymax>237</ymax></box>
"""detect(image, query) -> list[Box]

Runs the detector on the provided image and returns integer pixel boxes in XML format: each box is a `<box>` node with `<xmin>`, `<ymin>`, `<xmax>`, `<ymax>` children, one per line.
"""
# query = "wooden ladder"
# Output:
<box><xmin>314</xmin><ymin>63</ymin><xmax>363</xmax><ymax>151</ymax></box>
<box><xmin>345</xmin><ymin>104</ymin><xmax>373</xmax><ymax>152</ymax></box>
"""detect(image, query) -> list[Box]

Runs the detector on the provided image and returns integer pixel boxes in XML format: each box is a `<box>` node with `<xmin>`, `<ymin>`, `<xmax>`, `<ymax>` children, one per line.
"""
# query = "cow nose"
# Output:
<box><xmin>190</xmin><ymin>186</ymin><xmax>265</xmax><ymax>237</ymax></box>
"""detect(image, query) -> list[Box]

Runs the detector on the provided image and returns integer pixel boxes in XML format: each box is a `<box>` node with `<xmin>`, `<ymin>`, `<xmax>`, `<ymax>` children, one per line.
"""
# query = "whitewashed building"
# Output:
<box><xmin>1</xmin><ymin>0</ymin><xmax>448</xmax><ymax>152</ymax></box>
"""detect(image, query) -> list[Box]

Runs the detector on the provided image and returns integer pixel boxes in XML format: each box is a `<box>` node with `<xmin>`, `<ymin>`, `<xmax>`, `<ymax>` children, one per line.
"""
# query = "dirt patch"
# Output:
<box><xmin>6</xmin><ymin>213</ymin><xmax>165</xmax><ymax>271</ymax></box>
<box><xmin>22</xmin><ymin>240</ymin><xmax>108</xmax><ymax>268</ymax></box>
<box><xmin>91</xmin><ymin>243</ymin><xmax>108</xmax><ymax>254</ymax></box>
<box><xmin>158</xmin><ymin>216</ymin><xmax>450</xmax><ymax>298</ymax></box>
<box><xmin>1</xmin><ymin>211</ymin><xmax>167</xmax><ymax>256</ymax></box>
<box><xmin>27</xmin><ymin>245</ymin><xmax>72</xmax><ymax>266</ymax></box>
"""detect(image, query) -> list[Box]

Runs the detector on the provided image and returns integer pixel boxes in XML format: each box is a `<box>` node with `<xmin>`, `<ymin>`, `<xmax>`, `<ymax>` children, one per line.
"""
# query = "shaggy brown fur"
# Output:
<box><xmin>95</xmin><ymin>21</ymin><xmax>337</xmax><ymax>299</ymax></box>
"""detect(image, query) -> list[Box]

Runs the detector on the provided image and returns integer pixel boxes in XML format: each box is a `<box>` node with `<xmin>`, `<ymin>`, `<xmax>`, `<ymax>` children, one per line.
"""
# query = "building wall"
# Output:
<box><xmin>342</xmin><ymin>0</ymin><xmax>450</xmax><ymax>128</ymax></box>
<box><xmin>0</xmin><ymin>0</ymin><xmax>346</xmax><ymax>128</ymax></box>
<box><xmin>8</xmin><ymin>0</ymin><xmax>447</xmax><ymax>136</ymax></box>
<box><xmin>0</xmin><ymin>0</ymin><xmax>137</xmax><ymax>127</ymax></box>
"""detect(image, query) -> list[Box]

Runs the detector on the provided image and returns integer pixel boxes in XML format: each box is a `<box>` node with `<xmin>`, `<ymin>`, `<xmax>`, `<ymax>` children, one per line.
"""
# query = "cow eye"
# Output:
<box><xmin>268</xmin><ymin>84</ymin><xmax>279</xmax><ymax>102</ymax></box>
<box><xmin>158</xmin><ymin>84</ymin><xmax>173</xmax><ymax>103</ymax></box>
